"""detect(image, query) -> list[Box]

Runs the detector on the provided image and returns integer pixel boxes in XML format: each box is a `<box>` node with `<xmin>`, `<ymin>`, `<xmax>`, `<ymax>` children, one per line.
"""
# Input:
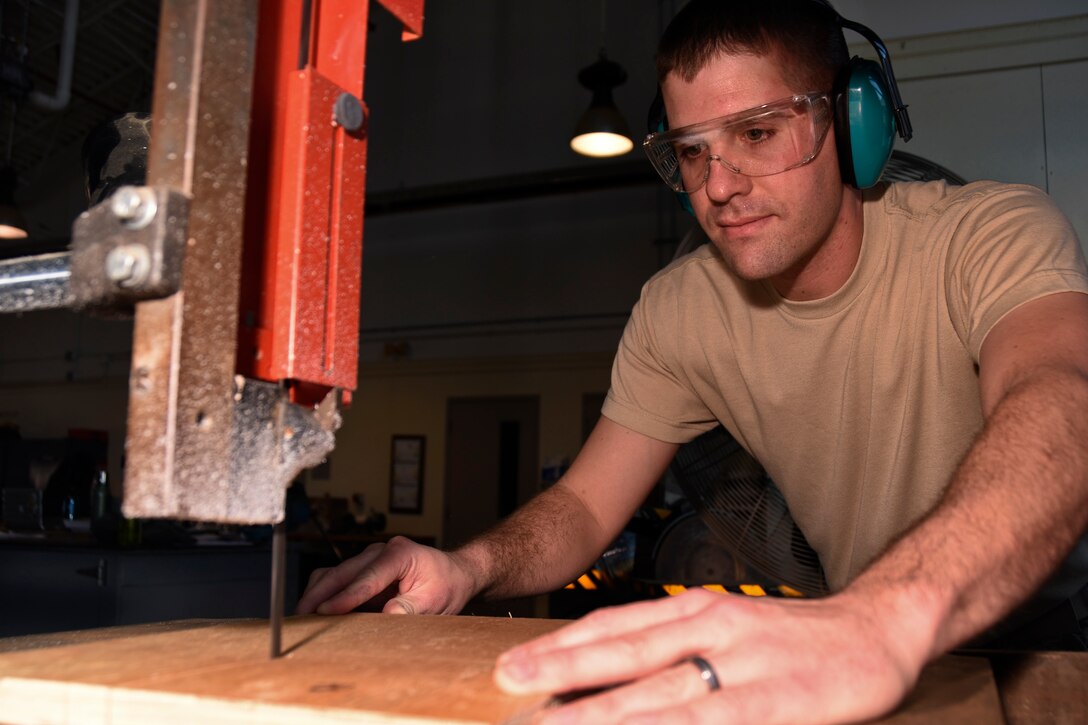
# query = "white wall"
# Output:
<box><xmin>836</xmin><ymin>0</ymin><xmax>1087</xmax><ymax>39</ymax></box>
<box><xmin>859</xmin><ymin>17</ymin><xmax>1088</xmax><ymax>249</ymax></box>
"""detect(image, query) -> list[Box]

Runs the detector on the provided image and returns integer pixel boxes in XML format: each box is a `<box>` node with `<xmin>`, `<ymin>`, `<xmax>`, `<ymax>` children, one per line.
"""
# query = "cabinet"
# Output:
<box><xmin>0</xmin><ymin>544</ymin><xmax>298</xmax><ymax>638</ymax></box>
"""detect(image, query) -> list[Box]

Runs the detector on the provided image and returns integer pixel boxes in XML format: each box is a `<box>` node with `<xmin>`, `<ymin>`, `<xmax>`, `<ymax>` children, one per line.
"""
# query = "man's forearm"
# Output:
<box><xmin>450</xmin><ymin>417</ymin><xmax>680</xmax><ymax>604</ymax></box>
<box><xmin>450</xmin><ymin>482</ymin><xmax>616</xmax><ymax>602</ymax></box>
<box><xmin>845</xmin><ymin>365</ymin><xmax>1088</xmax><ymax>661</ymax></box>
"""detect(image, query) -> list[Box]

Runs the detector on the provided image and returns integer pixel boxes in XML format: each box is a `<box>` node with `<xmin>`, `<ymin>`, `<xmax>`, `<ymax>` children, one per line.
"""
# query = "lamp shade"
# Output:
<box><xmin>570</xmin><ymin>51</ymin><xmax>633</xmax><ymax>158</ymax></box>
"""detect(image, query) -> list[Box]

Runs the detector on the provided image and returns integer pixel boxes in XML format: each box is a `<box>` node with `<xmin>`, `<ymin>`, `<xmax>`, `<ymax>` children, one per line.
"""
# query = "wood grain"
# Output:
<box><xmin>884</xmin><ymin>654</ymin><xmax>1005</xmax><ymax>724</ymax></box>
<box><xmin>0</xmin><ymin>614</ymin><xmax>1013</xmax><ymax>724</ymax></box>
<box><xmin>0</xmin><ymin>614</ymin><xmax>565</xmax><ymax>724</ymax></box>
<box><xmin>991</xmin><ymin>651</ymin><xmax>1088</xmax><ymax>725</ymax></box>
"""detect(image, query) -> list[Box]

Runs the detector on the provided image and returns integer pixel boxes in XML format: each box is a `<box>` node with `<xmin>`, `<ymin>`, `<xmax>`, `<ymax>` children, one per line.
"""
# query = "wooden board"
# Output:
<box><xmin>991</xmin><ymin>651</ymin><xmax>1088</xmax><ymax>725</ymax></box>
<box><xmin>886</xmin><ymin>654</ymin><xmax>1006</xmax><ymax>724</ymax></box>
<box><xmin>0</xmin><ymin>614</ymin><xmax>565</xmax><ymax>724</ymax></box>
<box><xmin>0</xmin><ymin>614</ymin><xmax>1010</xmax><ymax>724</ymax></box>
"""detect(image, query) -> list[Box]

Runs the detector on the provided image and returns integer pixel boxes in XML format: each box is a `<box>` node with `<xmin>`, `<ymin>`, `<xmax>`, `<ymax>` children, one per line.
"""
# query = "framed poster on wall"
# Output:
<box><xmin>389</xmin><ymin>435</ymin><xmax>425</xmax><ymax>514</ymax></box>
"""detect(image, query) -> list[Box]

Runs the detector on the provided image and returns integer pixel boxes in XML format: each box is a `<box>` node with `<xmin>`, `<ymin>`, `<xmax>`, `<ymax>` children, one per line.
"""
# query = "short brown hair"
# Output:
<box><xmin>656</xmin><ymin>0</ymin><xmax>849</xmax><ymax>93</ymax></box>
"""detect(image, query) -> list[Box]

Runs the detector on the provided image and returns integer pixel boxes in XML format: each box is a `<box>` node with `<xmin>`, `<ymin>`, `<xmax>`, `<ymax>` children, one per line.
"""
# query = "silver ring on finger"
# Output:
<box><xmin>685</xmin><ymin>655</ymin><xmax>721</xmax><ymax>692</ymax></box>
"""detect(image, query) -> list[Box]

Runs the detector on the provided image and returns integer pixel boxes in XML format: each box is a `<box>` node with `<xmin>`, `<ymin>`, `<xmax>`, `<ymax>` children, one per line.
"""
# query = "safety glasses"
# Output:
<box><xmin>643</xmin><ymin>92</ymin><xmax>833</xmax><ymax>193</ymax></box>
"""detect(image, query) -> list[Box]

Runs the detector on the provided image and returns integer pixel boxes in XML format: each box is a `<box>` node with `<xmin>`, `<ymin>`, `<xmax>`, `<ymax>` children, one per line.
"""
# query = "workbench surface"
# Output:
<box><xmin>0</xmin><ymin>614</ymin><xmax>1084</xmax><ymax>724</ymax></box>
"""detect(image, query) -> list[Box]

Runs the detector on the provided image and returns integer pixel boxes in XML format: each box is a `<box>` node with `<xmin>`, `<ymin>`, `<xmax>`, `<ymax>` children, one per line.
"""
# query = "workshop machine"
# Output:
<box><xmin>0</xmin><ymin>0</ymin><xmax>424</xmax><ymax>656</ymax></box>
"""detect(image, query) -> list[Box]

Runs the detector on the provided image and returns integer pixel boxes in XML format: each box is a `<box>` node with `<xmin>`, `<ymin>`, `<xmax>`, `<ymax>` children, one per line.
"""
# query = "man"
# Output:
<box><xmin>298</xmin><ymin>1</ymin><xmax>1088</xmax><ymax>721</ymax></box>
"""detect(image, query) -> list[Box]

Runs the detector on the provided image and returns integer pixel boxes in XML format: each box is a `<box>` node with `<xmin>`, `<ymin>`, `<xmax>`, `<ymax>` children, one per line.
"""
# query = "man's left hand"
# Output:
<box><xmin>494</xmin><ymin>588</ymin><xmax>928</xmax><ymax>724</ymax></box>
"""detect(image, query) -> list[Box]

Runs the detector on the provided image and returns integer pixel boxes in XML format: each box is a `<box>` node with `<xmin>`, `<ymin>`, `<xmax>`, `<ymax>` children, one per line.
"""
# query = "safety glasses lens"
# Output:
<box><xmin>644</xmin><ymin>94</ymin><xmax>830</xmax><ymax>193</ymax></box>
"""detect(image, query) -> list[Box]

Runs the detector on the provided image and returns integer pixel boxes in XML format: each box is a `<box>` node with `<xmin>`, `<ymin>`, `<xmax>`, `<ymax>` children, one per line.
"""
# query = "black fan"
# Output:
<box><xmin>882</xmin><ymin>150</ymin><xmax>967</xmax><ymax>185</ymax></box>
<box><xmin>663</xmin><ymin>151</ymin><xmax>968</xmax><ymax>597</ymax></box>
<box><xmin>669</xmin><ymin>426</ymin><xmax>830</xmax><ymax>596</ymax></box>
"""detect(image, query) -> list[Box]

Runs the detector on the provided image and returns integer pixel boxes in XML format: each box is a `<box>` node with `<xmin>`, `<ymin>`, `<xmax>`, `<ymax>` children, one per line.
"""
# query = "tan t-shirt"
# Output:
<box><xmin>603</xmin><ymin>180</ymin><xmax>1088</xmax><ymax>590</ymax></box>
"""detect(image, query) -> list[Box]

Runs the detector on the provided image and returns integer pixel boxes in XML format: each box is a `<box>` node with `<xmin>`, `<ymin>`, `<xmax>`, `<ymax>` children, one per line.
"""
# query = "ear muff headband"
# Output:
<box><xmin>824</xmin><ymin>4</ymin><xmax>912</xmax><ymax>188</ymax></box>
<box><xmin>833</xmin><ymin>15</ymin><xmax>912</xmax><ymax>143</ymax></box>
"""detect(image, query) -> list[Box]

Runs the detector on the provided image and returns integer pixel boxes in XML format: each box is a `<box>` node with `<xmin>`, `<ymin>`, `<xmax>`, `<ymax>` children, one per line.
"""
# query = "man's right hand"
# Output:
<box><xmin>295</xmin><ymin>536</ymin><xmax>478</xmax><ymax>616</ymax></box>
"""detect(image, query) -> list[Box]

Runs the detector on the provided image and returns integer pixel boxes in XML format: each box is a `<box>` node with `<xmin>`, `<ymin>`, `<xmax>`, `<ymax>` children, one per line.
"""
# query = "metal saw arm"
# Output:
<box><xmin>118</xmin><ymin>0</ymin><xmax>424</xmax><ymax>526</ymax></box>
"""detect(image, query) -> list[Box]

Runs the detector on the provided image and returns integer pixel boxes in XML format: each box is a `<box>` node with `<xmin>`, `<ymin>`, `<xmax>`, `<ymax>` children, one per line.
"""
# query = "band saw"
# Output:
<box><xmin>0</xmin><ymin>0</ymin><xmax>425</xmax><ymax>658</ymax></box>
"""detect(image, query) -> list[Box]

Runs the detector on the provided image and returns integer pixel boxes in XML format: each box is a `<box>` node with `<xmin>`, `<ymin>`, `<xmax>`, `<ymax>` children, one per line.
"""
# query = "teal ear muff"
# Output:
<box><xmin>823</xmin><ymin>0</ymin><xmax>914</xmax><ymax>187</ymax></box>
<box><xmin>833</xmin><ymin>58</ymin><xmax>896</xmax><ymax>189</ymax></box>
<box><xmin>676</xmin><ymin>191</ymin><xmax>694</xmax><ymax>216</ymax></box>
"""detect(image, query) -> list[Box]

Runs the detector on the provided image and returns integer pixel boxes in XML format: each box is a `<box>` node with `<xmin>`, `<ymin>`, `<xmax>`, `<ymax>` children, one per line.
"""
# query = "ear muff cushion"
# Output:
<box><xmin>676</xmin><ymin>191</ymin><xmax>694</xmax><ymax>215</ymax></box>
<box><xmin>833</xmin><ymin>58</ymin><xmax>896</xmax><ymax>189</ymax></box>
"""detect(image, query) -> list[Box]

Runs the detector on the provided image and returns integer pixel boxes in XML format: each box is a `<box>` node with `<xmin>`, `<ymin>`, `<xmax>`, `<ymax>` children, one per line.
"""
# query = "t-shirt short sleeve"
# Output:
<box><xmin>603</xmin><ymin>264</ymin><xmax>719</xmax><ymax>444</ymax></box>
<box><xmin>943</xmin><ymin>184</ymin><xmax>1088</xmax><ymax>359</ymax></box>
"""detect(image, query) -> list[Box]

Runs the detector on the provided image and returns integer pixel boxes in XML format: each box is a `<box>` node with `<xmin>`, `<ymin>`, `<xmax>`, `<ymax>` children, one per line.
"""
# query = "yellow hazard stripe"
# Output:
<box><xmin>570</xmin><ymin>580</ymin><xmax>808</xmax><ymax>597</ymax></box>
<box><xmin>660</xmin><ymin>583</ymin><xmax>805</xmax><ymax>598</ymax></box>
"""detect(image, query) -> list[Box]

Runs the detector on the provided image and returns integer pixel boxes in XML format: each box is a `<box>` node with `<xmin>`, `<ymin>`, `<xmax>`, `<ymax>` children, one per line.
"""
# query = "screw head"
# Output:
<box><xmin>333</xmin><ymin>93</ymin><xmax>365</xmax><ymax>133</ymax></box>
<box><xmin>109</xmin><ymin>186</ymin><xmax>158</xmax><ymax>229</ymax></box>
<box><xmin>105</xmin><ymin>244</ymin><xmax>151</xmax><ymax>288</ymax></box>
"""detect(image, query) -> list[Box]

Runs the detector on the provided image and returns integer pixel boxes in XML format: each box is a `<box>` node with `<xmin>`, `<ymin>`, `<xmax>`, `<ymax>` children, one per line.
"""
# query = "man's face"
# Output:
<box><xmin>662</xmin><ymin>50</ymin><xmax>856</xmax><ymax>299</ymax></box>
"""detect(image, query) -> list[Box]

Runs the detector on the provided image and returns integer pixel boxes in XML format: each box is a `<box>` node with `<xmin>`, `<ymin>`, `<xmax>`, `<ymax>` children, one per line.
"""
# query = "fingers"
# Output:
<box><xmin>617</xmin><ymin>678</ymin><xmax>821</xmax><ymax>725</ymax></box>
<box><xmin>503</xmin><ymin>590</ymin><xmax>916</xmax><ymax>725</ymax></box>
<box><xmin>533</xmin><ymin>657</ymin><xmax>901</xmax><ymax>725</ymax></box>
<box><xmin>304</xmin><ymin>567</ymin><xmax>331</xmax><ymax>594</ymax></box>
<box><xmin>531</xmin><ymin>657</ymin><xmax>800</xmax><ymax>725</ymax></box>
<box><xmin>295</xmin><ymin>537</ymin><xmax>472</xmax><ymax>617</ymax></box>
<box><xmin>533</xmin><ymin>656</ymin><xmax>718</xmax><ymax>725</ymax></box>
<box><xmin>379</xmin><ymin>544</ymin><xmax>472</xmax><ymax>615</ymax></box>
<box><xmin>295</xmin><ymin>543</ymin><xmax>392</xmax><ymax>614</ymax></box>
<box><xmin>495</xmin><ymin>592</ymin><xmax>736</xmax><ymax>695</ymax></box>
<box><xmin>506</xmin><ymin>588</ymin><xmax>723</xmax><ymax>659</ymax></box>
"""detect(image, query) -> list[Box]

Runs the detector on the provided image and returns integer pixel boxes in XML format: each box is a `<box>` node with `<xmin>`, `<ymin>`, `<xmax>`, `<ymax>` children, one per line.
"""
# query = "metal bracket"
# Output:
<box><xmin>68</xmin><ymin>185</ymin><xmax>190</xmax><ymax>312</ymax></box>
<box><xmin>123</xmin><ymin>375</ymin><xmax>341</xmax><ymax>524</ymax></box>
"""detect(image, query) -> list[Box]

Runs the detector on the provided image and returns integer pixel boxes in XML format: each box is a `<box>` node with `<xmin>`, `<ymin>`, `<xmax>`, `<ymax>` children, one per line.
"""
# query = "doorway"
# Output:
<box><xmin>444</xmin><ymin>396</ymin><xmax>540</xmax><ymax>615</ymax></box>
<box><xmin>444</xmin><ymin>396</ymin><xmax>540</xmax><ymax>548</ymax></box>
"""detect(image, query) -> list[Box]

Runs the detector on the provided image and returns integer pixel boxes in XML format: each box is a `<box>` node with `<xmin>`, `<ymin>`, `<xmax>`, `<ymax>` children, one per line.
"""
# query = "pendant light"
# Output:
<box><xmin>570</xmin><ymin>1</ymin><xmax>632</xmax><ymax>158</ymax></box>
